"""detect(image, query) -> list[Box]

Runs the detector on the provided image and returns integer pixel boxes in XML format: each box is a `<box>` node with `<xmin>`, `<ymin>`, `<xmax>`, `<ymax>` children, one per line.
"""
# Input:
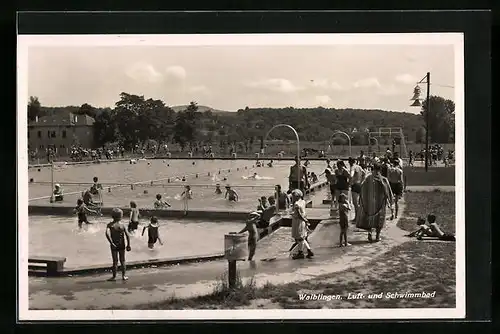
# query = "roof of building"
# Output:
<box><xmin>29</xmin><ymin>112</ymin><xmax>95</xmax><ymax>126</ymax></box>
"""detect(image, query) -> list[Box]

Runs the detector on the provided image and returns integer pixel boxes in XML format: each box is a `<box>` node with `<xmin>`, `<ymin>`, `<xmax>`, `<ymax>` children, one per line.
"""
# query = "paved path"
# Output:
<box><xmin>29</xmin><ymin>199</ymin><xmax>408</xmax><ymax>310</ymax></box>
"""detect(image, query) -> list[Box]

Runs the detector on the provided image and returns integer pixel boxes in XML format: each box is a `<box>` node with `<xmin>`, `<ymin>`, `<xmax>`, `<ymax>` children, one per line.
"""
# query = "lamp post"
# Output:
<box><xmin>410</xmin><ymin>72</ymin><xmax>431</xmax><ymax>172</ymax></box>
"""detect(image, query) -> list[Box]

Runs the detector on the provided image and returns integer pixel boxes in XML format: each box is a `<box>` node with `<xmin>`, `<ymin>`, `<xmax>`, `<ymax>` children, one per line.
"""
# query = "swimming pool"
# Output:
<box><xmin>28</xmin><ymin>215</ymin><xmax>244</xmax><ymax>268</ymax></box>
<box><xmin>28</xmin><ymin>159</ymin><xmax>328</xmax><ymax>211</ymax></box>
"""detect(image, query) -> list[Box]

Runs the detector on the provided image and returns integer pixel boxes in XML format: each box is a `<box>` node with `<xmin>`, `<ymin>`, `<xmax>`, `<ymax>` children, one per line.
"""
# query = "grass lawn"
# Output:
<box><xmin>127</xmin><ymin>191</ymin><xmax>456</xmax><ymax>310</ymax></box>
<box><xmin>404</xmin><ymin>166</ymin><xmax>455</xmax><ymax>187</ymax></box>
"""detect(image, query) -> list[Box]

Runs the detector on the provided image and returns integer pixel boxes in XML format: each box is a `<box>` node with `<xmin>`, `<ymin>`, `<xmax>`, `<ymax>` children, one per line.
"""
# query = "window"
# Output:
<box><xmin>51</xmin><ymin>131</ymin><xmax>56</xmax><ymax>138</ymax></box>
<box><xmin>62</xmin><ymin>130</ymin><xmax>66</xmax><ymax>138</ymax></box>
<box><xmin>60</xmin><ymin>144</ymin><xmax>65</xmax><ymax>148</ymax></box>
<box><xmin>39</xmin><ymin>145</ymin><xmax>44</xmax><ymax>149</ymax></box>
<box><xmin>37</xmin><ymin>131</ymin><xmax>41</xmax><ymax>138</ymax></box>
<box><xmin>47</xmin><ymin>131</ymin><xmax>50</xmax><ymax>138</ymax></box>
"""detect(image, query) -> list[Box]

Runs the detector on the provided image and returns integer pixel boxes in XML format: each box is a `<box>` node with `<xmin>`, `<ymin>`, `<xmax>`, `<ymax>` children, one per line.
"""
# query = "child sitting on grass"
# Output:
<box><xmin>407</xmin><ymin>214</ymin><xmax>455</xmax><ymax>241</ymax></box>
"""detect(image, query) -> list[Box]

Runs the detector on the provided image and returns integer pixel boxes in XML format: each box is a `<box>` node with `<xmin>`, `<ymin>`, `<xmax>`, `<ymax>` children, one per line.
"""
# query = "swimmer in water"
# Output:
<box><xmin>267</xmin><ymin>160</ymin><xmax>273</xmax><ymax>167</ymax></box>
<box><xmin>215</xmin><ymin>184</ymin><xmax>222</xmax><ymax>195</ymax></box>
<box><xmin>225</xmin><ymin>186</ymin><xmax>239</xmax><ymax>202</ymax></box>
<box><xmin>128</xmin><ymin>201</ymin><xmax>140</xmax><ymax>233</ymax></box>
<box><xmin>256</xmin><ymin>160</ymin><xmax>262</xmax><ymax>167</ymax></box>
<box><xmin>73</xmin><ymin>198</ymin><xmax>99</xmax><ymax>229</ymax></box>
<box><xmin>154</xmin><ymin>194</ymin><xmax>171</xmax><ymax>209</ymax></box>
<box><xmin>142</xmin><ymin>216</ymin><xmax>163</xmax><ymax>249</ymax></box>
<box><xmin>247</xmin><ymin>172</ymin><xmax>258</xmax><ymax>179</ymax></box>
<box><xmin>105</xmin><ymin>208</ymin><xmax>131</xmax><ymax>281</ymax></box>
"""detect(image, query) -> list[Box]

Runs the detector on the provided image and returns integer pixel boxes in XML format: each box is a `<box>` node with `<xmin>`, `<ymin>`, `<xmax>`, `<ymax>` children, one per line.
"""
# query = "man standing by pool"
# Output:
<box><xmin>288</xmin><ymin>156</ymin><xmax>308</xmax><ymax>192</ymax></box>
<box><xmin>349</xmin><ymin>157</ymin><xmax>365</xmax><ymax>222</ymax></box>
<box><xmin>356</xmin><ymin>163</ymin><xmax>393</xmax><ymax>243</ymax></box>
<box><xmin>105</xmin><ymin>208</ymin><xmax>131</xmax><ymax>281</ymax></box>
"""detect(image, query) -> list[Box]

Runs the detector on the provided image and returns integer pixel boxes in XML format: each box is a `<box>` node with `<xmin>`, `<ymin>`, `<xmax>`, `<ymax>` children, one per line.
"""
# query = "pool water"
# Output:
<box><xmin>28</xmin><ymin>215</ymin><xmax>244</xmax><ymax>268</ymax></box>
<box><xmin>28</xmin><ymin>159</ymin><xmax>328</xmax><ymax>212</ymax></box>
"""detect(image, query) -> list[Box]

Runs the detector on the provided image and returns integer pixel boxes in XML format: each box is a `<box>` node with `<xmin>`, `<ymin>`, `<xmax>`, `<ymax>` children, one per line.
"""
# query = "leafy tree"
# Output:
<box><xmin>77</xmin><ymin>103</ymin><xmax>97</xmax><ymax>118</ymax></box>
<box><xmin>415</xmin><ymin>127</ymin><xmax>426</xmax><ymax>144</ymax></box>
<box><xmin>420</xmin><ymin>95</ymin><xmax>455</xmax><ymax>143</ymax></box>
<box><xmin>93</xmin><ymin>109</ymin><xmax>116</xmax><ymax>147</ymax></box>
<box><xmin>28</xmin><ymin>96</ymin><xmax>42</xmax><ymax>121</ymax></box>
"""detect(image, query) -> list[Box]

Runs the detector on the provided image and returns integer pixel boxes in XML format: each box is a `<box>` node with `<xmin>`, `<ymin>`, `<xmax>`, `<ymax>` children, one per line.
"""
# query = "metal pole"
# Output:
<box><xmin>264</xmin><ymin>124</ymin><xmax>300</xmax><ymax>191</ymax></box>
<box><xmin>50</xmin><ymin>161</ymin><xmax>54</xmax><ymax>202</ymax></box>
<box><xmin>425</xmin><ymin>72</ymin><xmax>430</xmax><ymax>172</ymax></box>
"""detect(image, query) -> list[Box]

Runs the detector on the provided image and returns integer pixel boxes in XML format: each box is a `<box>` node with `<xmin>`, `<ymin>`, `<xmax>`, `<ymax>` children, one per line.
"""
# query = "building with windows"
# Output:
<box><xmin>28</xmin><ymin>113</ymin><xmax>95</xmax><ymax>154</ymax></box>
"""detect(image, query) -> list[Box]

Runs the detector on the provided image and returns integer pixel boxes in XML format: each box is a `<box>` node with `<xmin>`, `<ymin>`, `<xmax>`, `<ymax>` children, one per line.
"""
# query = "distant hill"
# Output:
<box><xmin>170</xmin><ymin>105</ymin><xmax>232</xmax><ymax>114</ymax></box>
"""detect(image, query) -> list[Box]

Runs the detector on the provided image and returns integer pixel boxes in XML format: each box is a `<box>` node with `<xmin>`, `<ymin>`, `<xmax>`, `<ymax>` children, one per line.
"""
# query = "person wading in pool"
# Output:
<box><xmin>225</xmin><ymin>185</ymin><xmax>239</xmax><ymax>202</ymax></box>
<box><xmin>73</xmin><ymin>198</ymin><xmax>99</xmax><ymax>229</ymax></box>
<box><xmin>142</xmin><ymin>216</ymin><xmax>163</xmax><ymax>249</ymax></box>
<box><xmin>288</xmin><ymin>156</ymin><xmax>308</xmax><ymax>192</ymax></box>
<box><xmin>105</xmin><ymin>208</ymin><xmax>131</xmax><ymax>281</ymax></box>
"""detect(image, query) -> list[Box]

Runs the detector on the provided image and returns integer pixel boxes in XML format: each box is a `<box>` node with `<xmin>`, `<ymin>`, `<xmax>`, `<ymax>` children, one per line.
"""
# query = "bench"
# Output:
<box><xmin>28</xmin><ymin>256</ymin><xmax>66</xmax><ymax>276</ymax></box>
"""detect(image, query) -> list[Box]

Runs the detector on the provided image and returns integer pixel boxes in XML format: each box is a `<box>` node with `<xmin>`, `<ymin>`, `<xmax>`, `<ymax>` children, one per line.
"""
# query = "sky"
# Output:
<box><xmin>27</xmin><ymin>43</ymin><xmax>455</xmax><ymax>114</ymax></box>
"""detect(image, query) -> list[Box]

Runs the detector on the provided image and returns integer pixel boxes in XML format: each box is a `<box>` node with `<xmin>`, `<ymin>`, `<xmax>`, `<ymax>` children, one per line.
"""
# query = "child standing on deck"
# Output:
<box><xmin>338</xmin><ymin>193</ymin><xmax>351</xmax><ymax>247</ymax></box>
<box><xmin>142</xmin><ymin>216</ymin><xmax>163</xmax><ymax>249</ymax></box>
<box><xmin>105</xmin><ymin>208</ymin><xmax>131</xmax><ymax>281</ymax></box>
<box><xmin>128</xmin><ymin>201</ymin><xmax>140</xmax><ymax>233</ymax></box>
<box><xmin>237</xmin><ymin>211</ymin><xmax>261</xmax><ymax>261</ymax></box>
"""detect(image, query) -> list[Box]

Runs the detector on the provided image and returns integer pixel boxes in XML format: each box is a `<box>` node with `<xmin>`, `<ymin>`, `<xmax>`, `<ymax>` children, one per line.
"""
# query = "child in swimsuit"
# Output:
<box><xmin>215</xmin><ymin>184</ymin><xmax>222</xmax><ymax>195</ymax></box>
<box><xmin>154</xmin><ymin>194</ymin><xmax>171</xmax><ymax>209</ymax></box>
<box><xmin>73</xmin><ymin>198</ymin><xmax>99</xmax><ymax>228</ymax></box>
<box><xmin>128</xmin><ymin>201</ymin><xmax>140</xmax><ymax>233</ymax></box>
<box><xmin>225</xmin><ymin>186</ymin><xmax>239</xmax><ymax>202</ymax></box>
<box><xmin>237</xmin><ymin>211</ymin><xmax>261</xmax><ymax>261</ymax></box>
<box><xmin>106</xmin><ymin>208</ymin><xmax>131</xmax><ymax>281</ymax></box>
<box><xmin>142</xmin><ymin>216</ymin><xmax>163</xmax><ymax>249</ymax></box>
<box><xmin>338</xmin><ymin>193</ymin><xmax>351</xmax><ymax>247</ymax></box>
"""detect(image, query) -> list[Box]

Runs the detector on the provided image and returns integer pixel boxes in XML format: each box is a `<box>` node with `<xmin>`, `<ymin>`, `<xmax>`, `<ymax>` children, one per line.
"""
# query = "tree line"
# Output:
<box><xmin>27</xmin><ymin>92</ymin><xmax>455</xmax><ymax>150</ymax></box>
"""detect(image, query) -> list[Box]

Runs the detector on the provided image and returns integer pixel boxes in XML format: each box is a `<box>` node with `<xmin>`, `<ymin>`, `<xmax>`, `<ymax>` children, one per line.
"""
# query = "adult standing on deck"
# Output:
<box><xmin>356</xmin><ymin>163</ymin><xmax>393</xmax><ymax>243</ymax></box>
<box><xmin>290</xmin><ymin>189</ymin><xmax>314</xmax><ymax>260</ymax></box>
<box><xmin>387</xmin><ymin>159</ymin><xmax>404</xmax><ymax>219</ymax></box>
<box><xmin>348</xmin><ymin>157</ymin><xmax>366</xmax><ymax>222</ymax></box>
<box><xmin>288</xmin><ymin>156</ymin><xmax>308</xmax><ymax>192</ymax></box>
<box><xmin>334</xmin><ymin>160</ymin><xmax>351</xmax><ymax>203</ymax></box>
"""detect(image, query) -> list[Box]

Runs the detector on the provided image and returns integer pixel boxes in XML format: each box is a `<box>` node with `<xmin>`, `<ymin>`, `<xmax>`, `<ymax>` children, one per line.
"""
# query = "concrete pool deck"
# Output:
<box><xmin>29</xmin><ymin>201</ymin><xmax>408</xmax><ymax>310</ymax></box>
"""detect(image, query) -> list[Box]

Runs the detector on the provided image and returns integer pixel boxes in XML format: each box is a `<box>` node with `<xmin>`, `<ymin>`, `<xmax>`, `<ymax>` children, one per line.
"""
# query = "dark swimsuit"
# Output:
<box><xmin>148</xmin><ymin>225</ymin><xmax>159</xmax><ymax>244</ymax></box>
<box><xmin>76</xmin><ymin>205</ymin><xmax>88</xmax><ymax>223</ymax></box>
